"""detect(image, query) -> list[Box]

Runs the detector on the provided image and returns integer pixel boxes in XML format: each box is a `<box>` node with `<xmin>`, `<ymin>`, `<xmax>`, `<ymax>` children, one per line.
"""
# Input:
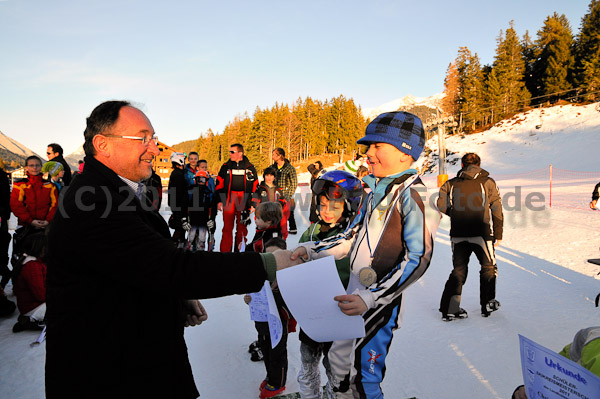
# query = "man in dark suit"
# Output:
<box><xmin>46</xmin><ymin>101</ymin><xmax>300</xmax><ymax>398</ymax></box>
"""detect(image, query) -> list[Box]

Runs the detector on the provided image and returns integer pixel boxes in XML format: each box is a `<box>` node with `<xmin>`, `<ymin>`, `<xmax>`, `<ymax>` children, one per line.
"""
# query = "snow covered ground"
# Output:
<box><xmin>1</xmin><ymin>103</ymin><xmax>600</xmax><ymax>398</ymax></box>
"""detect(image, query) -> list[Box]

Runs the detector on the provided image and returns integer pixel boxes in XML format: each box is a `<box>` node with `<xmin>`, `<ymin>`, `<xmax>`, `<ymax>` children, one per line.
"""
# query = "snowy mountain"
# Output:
<box><xmin>361</xmin><ymin>93</ymin><xmax>445</xmax><ymax>121</ymax></box>
<box><xmin>421</xmin><ymin>102</ymin><xmax>600</xmax><ymax>174</ymax></box>
<box><xmin>64</xmin><ymin>145</ymin><xmax>85</xmax><ymax>171</ymax></box>
<box><xmin>0</xmin><ymin>129</ymin><xmax>40</xmax><ymax>168</ymax></box>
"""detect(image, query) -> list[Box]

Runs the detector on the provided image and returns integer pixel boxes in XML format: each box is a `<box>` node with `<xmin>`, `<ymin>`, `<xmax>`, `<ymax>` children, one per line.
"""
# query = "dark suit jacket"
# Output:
<box><xmin>46</xmin><ymin>155</ymin><xmax>267</xmax><ymax>398</ymax></box>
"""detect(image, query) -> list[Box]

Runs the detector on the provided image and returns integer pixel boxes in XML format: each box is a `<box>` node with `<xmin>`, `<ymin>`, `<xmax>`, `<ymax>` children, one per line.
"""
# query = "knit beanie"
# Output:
<box><xmin>344</xmin><ymin>160</ymin><xmax>359</xmax><ymax>174</ymax></box>
<box><xmin>357</xmin><ymin>111</ymin><xmax>426</xmax><ymax>161</ymax></box>
<box><xmin>42</xmin><ymin>161</ymin><xmax>64</xmax><ymax>177</ymax></box>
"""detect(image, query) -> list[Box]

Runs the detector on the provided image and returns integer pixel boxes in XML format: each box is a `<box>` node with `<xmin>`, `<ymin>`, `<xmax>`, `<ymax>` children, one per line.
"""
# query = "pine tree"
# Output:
<box><xmin>574</xmin><ymin>0</ymin><xmax>600</xmax><ymax>101</ymax></box>
<box><xmin>535</xmin><ymin>12</ymin><xmax>574</xmax><ymax>100</ymax></box>
<box><xmin>249</xmin><ymin>107</ymin><xmax>273</xmax><ymax>171</ymax></box>
<box><xmin>489</xmin><ymin>22</ymin><xmax>531</xmax><ymax>119</ymax></box>
<box><xmin>484</xmin><ymin>66</ymin><xmax>505</xmax><ymax>124</ymax></box>
<box><xmin>522</xmin><ymin>30</ymin><xmax>540</xmax><ymax>100</ymax></box>
<box><xmin>455</xmin><ymin>47</ymin><xmax>484</xmax><ymax>131</ymax></box>
<box><xmin>442</xmin><ymin>61</ymin><xmax>460</xmax><ymax>119</ymax></box>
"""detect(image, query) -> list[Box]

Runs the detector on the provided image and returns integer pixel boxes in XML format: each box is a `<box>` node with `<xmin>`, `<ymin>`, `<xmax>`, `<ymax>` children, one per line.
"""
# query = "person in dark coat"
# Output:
<box><xmin>168</xmin><ymin>152</ymin><xmax>189</xmax><ymax>248</ymax></box>
<box><xmin>437</xmin><ymin>152</ymin><xmax>504</xmax><ymax>321</ymax></box>
<box><xmin>45</xmin><ymin>100</ymin><xmax>301</xmax><ymax>399</ymax></box>
<box><xmin>0</xmin><ymin>165</ymin><xmax>11</xmax><ymax>288</ymax></box>
<box><xmin>307</xmin><ymin>161</ymin><xmax>323</xmax><ymax>223</ymax></box>
<box><xmin>144</xmin><ymin>168</ymin><xmax>163</xmax><ymax>212</ymax></box>
<box><xmin>46</xmin><ymin>143</ymin><xmax>72</xmax><ymax>185</ymax></box>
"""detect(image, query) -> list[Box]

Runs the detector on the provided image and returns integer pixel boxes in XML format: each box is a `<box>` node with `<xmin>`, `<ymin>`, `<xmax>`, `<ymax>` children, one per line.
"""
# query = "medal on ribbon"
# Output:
<box><xmin>358</xmin><ymin>267</ymin><xmax>377</xmax><ymax>286</ymax></box>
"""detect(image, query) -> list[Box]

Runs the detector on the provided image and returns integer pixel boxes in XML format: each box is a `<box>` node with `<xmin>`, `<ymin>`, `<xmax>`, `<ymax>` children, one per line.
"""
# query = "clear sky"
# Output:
<box><xmin>0</xmin><ymin>0</ymin><xmax>591</xmax><ymax>158</ymax></box>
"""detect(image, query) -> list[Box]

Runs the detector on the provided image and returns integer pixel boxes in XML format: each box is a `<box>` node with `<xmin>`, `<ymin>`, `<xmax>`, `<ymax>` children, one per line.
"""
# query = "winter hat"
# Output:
<box><xmin>344</xmin><ymin>160</ymin><xmax>359</xmax><ymax>174</ymax></box>
<box><xmin>42</xmin><ymin>161</ymin><xmax>64</xmax><ymax>177</ymax></box>
<box><xmin>357</xmin><ymin>111</ymin><xmax>426</xmax><ymax>161</ymax></box>
<box><xmin>194</xmin><ymin>170</ymin><xmax>209</xmax><ymax>186</ymax></box>
<box><xmin>170</xmin><ymin>152</ymin><xmax>186</xmax><ymax>166</ymax></box>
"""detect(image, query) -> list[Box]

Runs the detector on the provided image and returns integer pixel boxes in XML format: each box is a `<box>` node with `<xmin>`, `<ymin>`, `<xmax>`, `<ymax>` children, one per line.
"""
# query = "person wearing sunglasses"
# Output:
<box><xmin>45</xmin><ymin>101</ymin><xmax>302</xmax><ymax>399</ymax></box>
<box><xmin>215</xmin><ymin>143</ymin><xmax>258</xmax><ymax>252</ymax></box>
<box><xmin>46</xmin><ymin>143</ymin><xmax>72</xmax><ymax>186</ymax></box>
<box><xmin>290</xmin><ymin>111</ymin><xmax>441</xmax><ymax>399</ymax></box>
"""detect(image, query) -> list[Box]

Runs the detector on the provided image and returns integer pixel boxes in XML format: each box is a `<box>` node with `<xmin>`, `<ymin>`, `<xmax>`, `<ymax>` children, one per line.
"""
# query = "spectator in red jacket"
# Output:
<box><xmin>12</xmin><ymin>231</ymin><xmax>47</xmax><ymax>333</ymax></box>
<box><xmin>10</xmin><ymin>155</ymin><xmax>58</xmax><ymax>229</ymax></box>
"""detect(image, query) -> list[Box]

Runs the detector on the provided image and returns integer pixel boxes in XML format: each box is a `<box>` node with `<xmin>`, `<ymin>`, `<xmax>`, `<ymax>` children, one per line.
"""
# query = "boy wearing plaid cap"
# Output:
<box><xmin>292</xmin><ymin>111</ymin><xmax>440</xmax><ymax>399</ymax></box>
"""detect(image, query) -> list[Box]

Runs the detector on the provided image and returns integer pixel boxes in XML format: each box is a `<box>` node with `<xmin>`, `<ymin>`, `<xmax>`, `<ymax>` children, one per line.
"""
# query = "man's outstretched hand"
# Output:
<box><xmin>272</xmin><ymin>249</ymin><xmax>304</xmax><ymax>270</ymax></box>
<box><xmin>290</xmin><ymin>246</ymin><xmax>309</xmax><ymax>262</ymax></box>
<box><xmin>184</xmin><ymin>300</ymin><xmax>208</xmax><ymax>327</ymax></box>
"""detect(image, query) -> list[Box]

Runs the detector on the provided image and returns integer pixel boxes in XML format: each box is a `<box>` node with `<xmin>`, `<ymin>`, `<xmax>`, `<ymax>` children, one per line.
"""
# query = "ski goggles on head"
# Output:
<box><xmin>312</xmin><ymin>179</ymin><xmax>348</xmax><ymax>200</ymax></box>
<box><xmin>195</xmin><ymin>176</ymin><xmax>208</xmax><ymax>185</ymax></box>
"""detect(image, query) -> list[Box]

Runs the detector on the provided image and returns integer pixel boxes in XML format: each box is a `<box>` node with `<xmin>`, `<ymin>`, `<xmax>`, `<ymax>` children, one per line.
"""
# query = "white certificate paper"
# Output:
<box><xmin>519</xmin><ymin>334</ymin><xmax>600</xmax><ymax>399</ymax></box>
<box><xmin>249</xmin><ymin>285</ymin><xmax>268</xmax><ymax>322</ymax></box>
<box><xmin>249</xmin><ymin>281</ymin><xmax>282</xmax><ymax>348</ymax></box>
<box><xmin>277</xmin><ymin>256</ymin><xmax>365</xmax><ymax>342</ymax></box>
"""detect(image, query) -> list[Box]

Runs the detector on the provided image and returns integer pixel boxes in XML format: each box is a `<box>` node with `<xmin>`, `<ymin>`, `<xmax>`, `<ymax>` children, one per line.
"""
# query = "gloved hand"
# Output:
<box><xmin>181</xmin><ymin>217</ymin><xmax>191</xmax><ymax>231</ymax></box>
<box><xmin>241</xmin><ymin>210</ymin><xmax>251</xmax><ymax>226</ymax></box>
<box><xmin>206</xmin><ymin>219</ymin><xmax>215</xmax><ymax>230</ymax></box>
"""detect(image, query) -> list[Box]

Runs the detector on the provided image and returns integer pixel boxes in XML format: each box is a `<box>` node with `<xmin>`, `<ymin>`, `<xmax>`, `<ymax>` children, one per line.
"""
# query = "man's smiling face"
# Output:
<box><xmin>103</xmin><ymin>106</ymin><xmax>159</xmax><ymax>182</ymax></box>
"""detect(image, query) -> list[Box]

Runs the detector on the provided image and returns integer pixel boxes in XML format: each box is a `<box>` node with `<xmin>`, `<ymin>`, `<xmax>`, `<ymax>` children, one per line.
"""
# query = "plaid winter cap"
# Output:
<box><xmin>358</xmin><ymin>111</ymin><xmax>426</xmax><ymax>160</ymax></box>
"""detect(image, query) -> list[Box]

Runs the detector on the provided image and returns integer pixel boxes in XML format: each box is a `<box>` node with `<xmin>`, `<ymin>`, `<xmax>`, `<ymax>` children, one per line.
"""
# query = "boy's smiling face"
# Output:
<box><xmin>319</xmin><ymin>196</ymin><xmax>345</xmax><ymax>224</ymax></box>
<box><xmin>365</xmin><ymin>142</ymin><xmax>413</xmax><ymax>178</ymax></box>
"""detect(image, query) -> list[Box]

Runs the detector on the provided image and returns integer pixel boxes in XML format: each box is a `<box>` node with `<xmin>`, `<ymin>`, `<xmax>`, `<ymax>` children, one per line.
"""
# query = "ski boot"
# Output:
<box><xmin>441</xmin><ymin>308</ymin><xmax>468</xmax><ymax>322</ymax></box>
<box><xmin>482</xmin><ymin>299</ymin><xmax>501</xmax><ymax>317</ymax></box>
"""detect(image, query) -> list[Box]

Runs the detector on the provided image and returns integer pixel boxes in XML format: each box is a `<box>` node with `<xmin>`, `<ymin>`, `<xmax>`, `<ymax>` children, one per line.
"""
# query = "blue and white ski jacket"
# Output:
<box><xmin>300</xmin><ymin>169</ymin><xmax>440</xmax><ymax>310</ymax></box>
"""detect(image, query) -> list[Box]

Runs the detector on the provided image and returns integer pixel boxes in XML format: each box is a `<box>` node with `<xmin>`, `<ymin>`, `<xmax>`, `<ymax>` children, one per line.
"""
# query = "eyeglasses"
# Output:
<box><xmin>103</xmin><ymin>134</ymin><xmax>158</xmax><ymax>146</ymax></box>
<box><xmin>229</xmin><ymin>150</ymin><xmax>238</xmax><ymax>154</ymax></box>
<box><xmin>46</xmin><ymin>152</ymin><xmax>54</xmax><ymax>155</ymax></box>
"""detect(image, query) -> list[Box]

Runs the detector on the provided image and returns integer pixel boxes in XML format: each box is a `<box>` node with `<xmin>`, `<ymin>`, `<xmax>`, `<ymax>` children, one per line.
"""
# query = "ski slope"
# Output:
<box><xmin>1</xmin><ymin>103</ymin><xmax>600</xmax><ymax>398</ymax></box>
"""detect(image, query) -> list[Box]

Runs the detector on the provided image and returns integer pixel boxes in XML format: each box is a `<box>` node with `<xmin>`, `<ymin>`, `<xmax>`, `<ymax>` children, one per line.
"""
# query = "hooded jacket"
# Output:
<box><xmin>437</xmin><ymin>164</ymin><xmax>503</xmax><ymax>240</ymax></box>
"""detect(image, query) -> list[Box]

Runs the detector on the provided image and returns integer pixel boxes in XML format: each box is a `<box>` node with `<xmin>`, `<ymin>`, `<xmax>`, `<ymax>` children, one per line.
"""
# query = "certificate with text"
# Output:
<box><xmin>519</xmin><ymin>334</ymin><xmax>600</xmax><ymax>399</ymax></box>
<box><xmin>277</xmin><ymin>256</ymin><xmax>365</xmax><ymax>342</ymax></box>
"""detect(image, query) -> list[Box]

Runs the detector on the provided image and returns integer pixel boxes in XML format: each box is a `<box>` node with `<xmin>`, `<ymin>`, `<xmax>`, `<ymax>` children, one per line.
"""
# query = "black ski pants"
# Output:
<box><xmin>256</xmin><ymin>319</ymin><xmax>289</xmax><ymax>389</ymax></box>
<box><xmin>440</xmin><ymin>238</ymin><xmax>497</xmax><ymax>314</ymax></box>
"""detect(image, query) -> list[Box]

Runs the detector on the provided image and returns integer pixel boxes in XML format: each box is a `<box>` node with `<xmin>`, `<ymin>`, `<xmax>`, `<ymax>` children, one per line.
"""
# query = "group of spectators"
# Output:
<box><xmin>165</xmin><ymin>144</ymin><xmax>299</xmax><ymax>255</ymax></box>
